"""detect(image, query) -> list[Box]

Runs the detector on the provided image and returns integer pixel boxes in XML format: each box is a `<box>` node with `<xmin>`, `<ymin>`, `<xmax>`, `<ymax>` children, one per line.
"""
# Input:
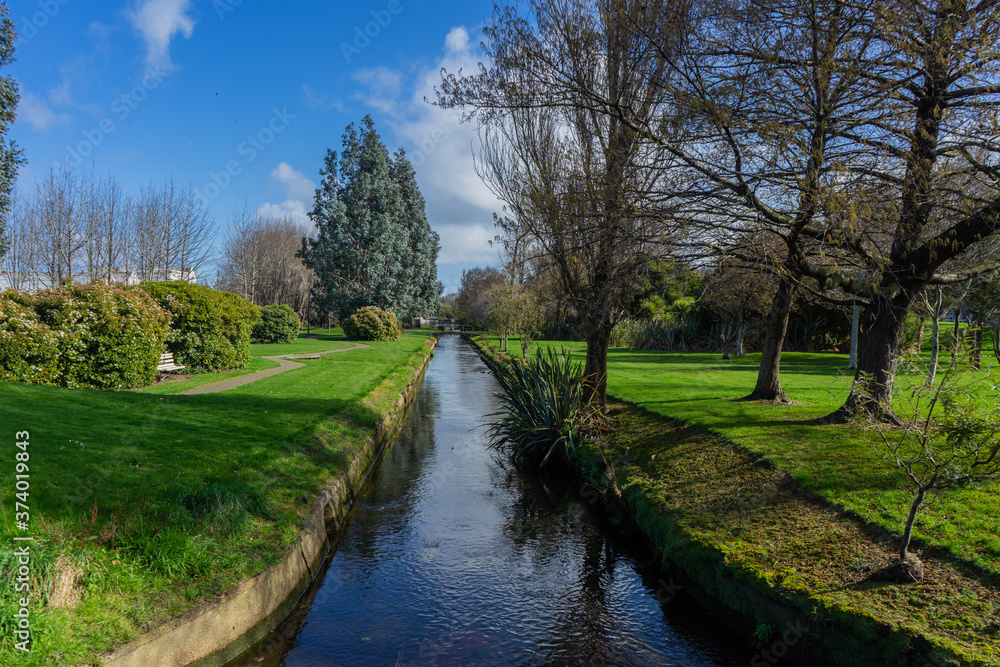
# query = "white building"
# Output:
<box><xmin>0</xmin><ymin>268</ymin><xmax>197</xmax><ymax>292</ymax></box>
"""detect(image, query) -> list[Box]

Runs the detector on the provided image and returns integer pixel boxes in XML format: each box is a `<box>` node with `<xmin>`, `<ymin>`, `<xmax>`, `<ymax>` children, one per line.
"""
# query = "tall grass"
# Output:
<box><xmin>486</xmin><ymin>348</ymin><xmax>602</xmax><ymax>469</ymax></box>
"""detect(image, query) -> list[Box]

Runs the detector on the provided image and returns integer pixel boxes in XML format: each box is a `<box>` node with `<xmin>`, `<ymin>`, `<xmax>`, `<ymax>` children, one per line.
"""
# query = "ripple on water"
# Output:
<box><xmin>231</xmin><ymin>336</ymin><xmax>777</xmax><ymax>667</ymax></box>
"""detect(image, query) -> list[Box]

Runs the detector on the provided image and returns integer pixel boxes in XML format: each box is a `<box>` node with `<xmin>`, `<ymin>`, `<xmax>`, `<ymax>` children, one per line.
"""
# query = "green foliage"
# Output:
<box><xmin>1</xmin><ymin>283</ymin><xmax>169</xmax><ymax>389</ymax></box>
<box><xmin>342</xmin><ymin>305</ymin><xmax>400</xmax><ymax>341</ymax></box>
<box><xmin>485</xmin><ymin>283</ymin><xmax>537</xmax><ymax>353</ymax></box>
<box><xmin>252</xmin><ymin>303</ymin><xmax>301</xmax><ymax>344</ymax></box>
<box><xmin>610</xmin><ymin>315</ymin><xmax>693</xmax><ymax>350</ymax></box>
<box><xmin>34</xmin><ymin>283</ymin><xmax>170</xmax><ymax>389</ymax></box>
<box><xmin>301</xmin><ymin>115</ymin><xmax>441</xmax><ymax>321</ymax></box>
<box><xmin>0</xmin><ymin>291</ymin><xmax>59</xmax><ymax>384</ymax></box>
<box><xmin>141</xmin><ymin>281</ymin><xmax>260</xmax><ymax>373</ymax></box>
<box><xmin>487</xmin><ymin>347</ymin><xmax>602</xmax><ymax>468</ymax></box>
<box><xmin>0</xmin><ymin>4</ymin><xmax>24</xmax><ymax>262</ymax></box>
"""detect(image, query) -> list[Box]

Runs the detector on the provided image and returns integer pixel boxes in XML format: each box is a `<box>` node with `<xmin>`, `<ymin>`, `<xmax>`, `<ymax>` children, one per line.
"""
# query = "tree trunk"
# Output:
<box><xmin>900</xmin><ymin>487</ymin><xmax>926</xmax><ymax>561</ymax></box>
<box><xmin>722</xmin><ymin>321</ymin><xmax>733</xmax><ymax>360</ymax></box>
<box><xmin>926</xmin><ymin>287</ymin><xmax>943</xmax><ymax>385</ymax></box>
<box><xmin>928</xmin><ymin>314</ymin><xmax>941</xmax><ymax>385</ymax></box>
<box><xmin>830</xmin><ymin>292</ymin><xmax>913</xmax><ymax>422</ymax></box>
<box><xmin>744</xmin><ymin>277</ymin><xmax>797</xmax><ymax>403</ymax></box>
<box><xmin>736</xmin><ymin>321</ymin><xmax>744</xmax><ymax>356</ymax></box>
<box><xmin>584</xmin><ymin>321</ymin><xmax>612</xmax><ymax>408</ymax></box>
<box><xmin>951</xmin><ymin>312</ymin><xmax>962</xmax><ymax>363</ymax></box>
<box><xmin>848</xmin><ymin>301</ymin><xmax>860</xmax><ymax>369</ymax></box>
<box><xmin>971</xmin><ymin>322</ymin><xmax>983</xmax><ymax>370</ymax></box>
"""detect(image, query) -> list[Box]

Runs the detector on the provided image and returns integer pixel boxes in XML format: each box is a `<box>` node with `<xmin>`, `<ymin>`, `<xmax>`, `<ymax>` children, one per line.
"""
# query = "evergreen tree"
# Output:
<box><xmin>391</xmin><ymin>148</ymin><xmax>442</xmax><ymax>318</ymax></box>
<box><xmin>0</xmin><ymin>3</ymin><xmax>24</xmax><ymax>260</ymax></box>
<box><xmin>300</xmin><ymin>116</ymin><xmax>441</xmax><ymax>321</ymax></box>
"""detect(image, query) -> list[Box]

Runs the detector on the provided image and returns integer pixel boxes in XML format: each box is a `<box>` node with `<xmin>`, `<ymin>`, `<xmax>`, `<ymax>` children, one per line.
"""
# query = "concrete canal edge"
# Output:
<box><xmin>92</xmin><ymin>336</ymin><xmax>438</xmax><ymax>667</ymax></box>
<box><xmin>464</xmin><ymin>335</ymin><xmax>958</xmax><ymax>667</ymax></box>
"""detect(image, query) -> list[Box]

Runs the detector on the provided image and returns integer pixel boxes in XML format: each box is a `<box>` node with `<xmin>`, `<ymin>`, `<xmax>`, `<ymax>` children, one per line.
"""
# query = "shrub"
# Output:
<box><xmin>486</xmin><ymin>348</ymin><xmax>603</xmax><ymax>468</ymax></box>
<box><xmin>253</xmin><ymin>304</ymin><xmax>301</xmax><ymax>344</ymax></box>
<box><xmin>0</xmin><ymin>292</ymin><xmax>60</xmax><ymax>385</ymax></box>
<box><xmin>141</xmin><ymin>281</ymin><xmax>260</xmax><ymax>373</ymax></box>
<box><xmin>342</xmin><ymin>306</ymin><xmax>400</xmax><ymax>341</ymax></box>
<box><xmin>30</xmin><ymin>283</ymin><xmax>170</xmax><ymax>389</ymax></box>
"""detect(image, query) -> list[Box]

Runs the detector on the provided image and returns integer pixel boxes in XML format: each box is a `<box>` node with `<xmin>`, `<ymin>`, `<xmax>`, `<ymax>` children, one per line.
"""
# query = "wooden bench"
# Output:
<box><xmin>157</xmin><ymin>353</ymin><xmax>186</xmax><ymax>373</ymax></box>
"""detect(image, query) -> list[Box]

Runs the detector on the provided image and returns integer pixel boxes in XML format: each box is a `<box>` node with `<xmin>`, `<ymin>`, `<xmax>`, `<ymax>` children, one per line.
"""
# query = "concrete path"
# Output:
<box><xmin>178</xmin><ymin>343</ymin><xmax>370</xmax><ymax>396</ymax></box>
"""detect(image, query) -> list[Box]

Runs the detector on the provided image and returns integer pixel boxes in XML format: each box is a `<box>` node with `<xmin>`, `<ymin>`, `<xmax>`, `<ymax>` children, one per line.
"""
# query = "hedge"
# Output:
<box><xmin>1</xmin><ymin>283</ymin><xmax>170</xmax><ymax>389</ymax></box>
<box><xmin>0</xmin><ymin>292</ymin><xmax>60</xmax><ymax>385</ymax></box>
<box><xmin>342</xmin><ymin>306</ymin><xmax>400</xmax><ymax>341</ymax></box>
<box><xmin>252</xmin><ymin>304</ymin><xmax>300</xmax><ymax>344</ymax></box>
<box><xmin>140</xmin><ymin>281</ymin><xmax>260</xmax><ymax>373</ymax></box>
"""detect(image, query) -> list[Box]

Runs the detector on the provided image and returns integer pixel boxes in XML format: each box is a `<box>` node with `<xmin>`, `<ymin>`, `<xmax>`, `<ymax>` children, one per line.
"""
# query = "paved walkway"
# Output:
<box><xmin>178</xmin><ymin>343</ymin><xmax>370</xmax><ymax>396</ymax></box>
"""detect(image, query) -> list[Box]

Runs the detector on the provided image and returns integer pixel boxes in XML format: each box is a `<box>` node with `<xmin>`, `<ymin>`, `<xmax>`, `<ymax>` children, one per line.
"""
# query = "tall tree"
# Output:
<box><xmin>300</xmin><ymin>116</ymin><xmax>441</xmax><ymax>320</ymax></box>
<box><xmin>815</xmin><ymin>0</ymin><xmax>1000</xmax><ymax>419</ymax></box>
<box><xmin>439</xmin><ymin>0</ymin><xmax>682</xmax><ymax>407</ymax></box>
<box><xmin>0</xmin><ymin>1</ymin><xmax>22</xmax><ymax>261</ymax></box>
<box><xmin>390</xmin><ymin>149</ymin><xmax>443</xmax><ymax>318</ymax></box>
<box><xmin>592</xmin><ymin>0</ymin><xmax>880</xmax><ymax>402</ymax></box>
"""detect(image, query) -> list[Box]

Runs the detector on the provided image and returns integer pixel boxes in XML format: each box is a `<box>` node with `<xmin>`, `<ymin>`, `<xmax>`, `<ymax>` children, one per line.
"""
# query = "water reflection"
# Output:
<box><xmin>230</xmin><ymin>336</ymin><xmax>765</xmax><ymax>666</ymax></box>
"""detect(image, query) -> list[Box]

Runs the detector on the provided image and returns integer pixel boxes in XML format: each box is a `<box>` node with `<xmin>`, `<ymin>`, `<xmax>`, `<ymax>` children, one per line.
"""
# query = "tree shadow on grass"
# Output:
<box><xmin>0</xmin><ymin>382</ymin><xmax>379</xmax><ymax>527</ymax></box>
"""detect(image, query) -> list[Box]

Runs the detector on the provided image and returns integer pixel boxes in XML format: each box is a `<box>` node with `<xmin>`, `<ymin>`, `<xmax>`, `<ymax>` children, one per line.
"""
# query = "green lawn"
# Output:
<box><xmin>482</xmin><ymin>333</ymin><xmax>1000</xmax><ymax>578</ymax></box>
<box><xmin>477</xmin><ymin>332</ymin><xmax>1000</xmax><ymax>663</ymax></box>
<box><xmin>0</xmin><ymin>331</ymin><xmax>434</xmax><ymax>665</ymax></box>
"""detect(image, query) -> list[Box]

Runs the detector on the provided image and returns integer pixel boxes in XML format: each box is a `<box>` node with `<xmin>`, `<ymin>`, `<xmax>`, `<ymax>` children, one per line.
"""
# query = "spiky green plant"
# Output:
<box><xmin>486</xmin><ymin>347</ymin><xmax>602</xmax><ymax>468</ymax></box>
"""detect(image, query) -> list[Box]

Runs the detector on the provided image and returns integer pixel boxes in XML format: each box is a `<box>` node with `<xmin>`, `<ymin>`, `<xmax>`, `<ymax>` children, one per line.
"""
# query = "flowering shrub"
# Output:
<box><xmin>341</xmin><ymin>306</ymin><xmax>400</xmax><ymax>341</ymax></box>
<box><xmin>1</xmin><ymin>284</ymin><xmax>169</xmax><ymax>389</ymax></box>
<box><xmin>33</xmin><ymin>283</ymin><xmax>170</xmax><ymax>389</ymax></box>
<box><xmin>0</xmin><ymin>292</ymin><xmax>60</xmax><ymax>385</ymax></box>
<box><xmin>141</xmin><ymin>281</ymin><xmax>260</xmax><ymax>373</ymax></box>
<box><xmin>252</xmin><ymin>304</ymin><xmax>301</xmax><ymax>344</ymax></box>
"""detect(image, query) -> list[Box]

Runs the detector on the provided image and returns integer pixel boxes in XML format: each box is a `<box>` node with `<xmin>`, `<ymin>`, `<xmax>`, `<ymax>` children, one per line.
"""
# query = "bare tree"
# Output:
<box><xmin>129</xmin><ymin>179</ymin><xmax>213</xmax><ymax>282</ymax></box>
<box><xmin>217</xmin><ymin>207</ymin><xmax>313</xmax><ymax>318</ymax></box>
<box><xmin>30</xmin><ymin>166</ymin><xmax>86</xmax><ymax>285</ymax></box>
<box><xmin>0</xmin><ymin>191</ymin><xmax>34</xmax><ymax>289</ymax></box>
<box><xmin>440</xmin><ymin>0</ymin><xmax>684</xmax><ymax>406</ymax></box>
<box><xmin>854</xmin><ymin>347</ymin><xmax>1000</xmax><ymax>582</ymax></box>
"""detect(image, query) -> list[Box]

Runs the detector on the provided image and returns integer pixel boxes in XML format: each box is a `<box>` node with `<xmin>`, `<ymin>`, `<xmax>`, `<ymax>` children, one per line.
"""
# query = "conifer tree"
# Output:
<box><xmin>300</xmin><ymin>116</ymin><xmax>441</xmax><ymax>321</ymax></box>
<box><xmin>0</xmin><ymin>3</ymin><xmax>24</xmax><ymax>260</ymax></box>
<box><xmin>391</xmin><ymin>148</ymin><xmax>442</xmax><ymax>318</ymax></box>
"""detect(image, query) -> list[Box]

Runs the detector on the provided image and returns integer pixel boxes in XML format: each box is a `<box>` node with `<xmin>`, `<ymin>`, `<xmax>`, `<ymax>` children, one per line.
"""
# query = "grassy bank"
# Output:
<box><xmin>473</xmin><ymin>335</ymin><xmax>1000</xmax><ymax>665</ymax></box>
<box><xmin>0</xmin><ymin>331</ymin><xmax>435</xmax><ymax>665</ymax></box>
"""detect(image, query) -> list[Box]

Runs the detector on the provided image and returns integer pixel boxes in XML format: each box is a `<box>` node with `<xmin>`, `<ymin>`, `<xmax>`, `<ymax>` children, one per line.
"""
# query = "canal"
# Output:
<box><xmin>231</xmin><ymin>335</ymin><xmax>767</xmax><ymax>666</ymax></box>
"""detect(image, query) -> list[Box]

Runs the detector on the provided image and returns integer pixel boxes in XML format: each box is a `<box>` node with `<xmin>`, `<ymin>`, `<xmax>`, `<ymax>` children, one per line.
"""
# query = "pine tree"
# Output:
<box><xmin>0</xmin><ymin>3</ymin><xmax>24</xmax><ymax>261</ymax></box>
<box><xmin>300</xmin><ymin>116</ymin><xmax>441</xmax><ymax>321</ymax></box>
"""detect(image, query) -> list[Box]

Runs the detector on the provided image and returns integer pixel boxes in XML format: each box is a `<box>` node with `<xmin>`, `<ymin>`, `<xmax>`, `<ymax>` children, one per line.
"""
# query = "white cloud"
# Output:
<box><xmin>351</xmin><ymin>67</ymin><xmax>404</xmax><ymax>115</ymax></box>
<box><xmin>257</xmin><ymin>200</ymin><xmax>311</xmax><ymax>228</ymax></box>
<box><xmin>128</xmin><ymin>0</ymin><xmax>196</xmax><ymax>70</ymax></box>
<box><xmin>19</xmin><ymin>92</ymin><xmax>70</xmax><ymax>131</ymax></box>
<box><xmin>350</xmin><ymin>26</ymin><xmax>504</xmax><ymax>275</ymax></box>
<box><xmin>271</xmin><ymin>162</ymin><xmax>316</xmax><ymax>204</ymax></box>
<box><xmin>257</xmin><ymin>162</ymin><xmax>316</xmax><ymax>229</ymax></box>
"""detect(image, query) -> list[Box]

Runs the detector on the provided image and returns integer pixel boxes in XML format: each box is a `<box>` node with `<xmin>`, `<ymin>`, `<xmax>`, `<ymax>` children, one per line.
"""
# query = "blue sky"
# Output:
<box><xmin>7</xmin><ymin>0</ymin><xmax>505</xmax><ymax>294</ymax></box>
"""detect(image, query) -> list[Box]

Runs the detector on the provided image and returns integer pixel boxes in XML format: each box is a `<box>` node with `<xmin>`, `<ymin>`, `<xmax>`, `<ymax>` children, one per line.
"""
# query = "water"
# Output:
<box><xmin>232</xmin><ymin>336</ymin><xmax>765</xmax><ymax>666</ymax></box>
